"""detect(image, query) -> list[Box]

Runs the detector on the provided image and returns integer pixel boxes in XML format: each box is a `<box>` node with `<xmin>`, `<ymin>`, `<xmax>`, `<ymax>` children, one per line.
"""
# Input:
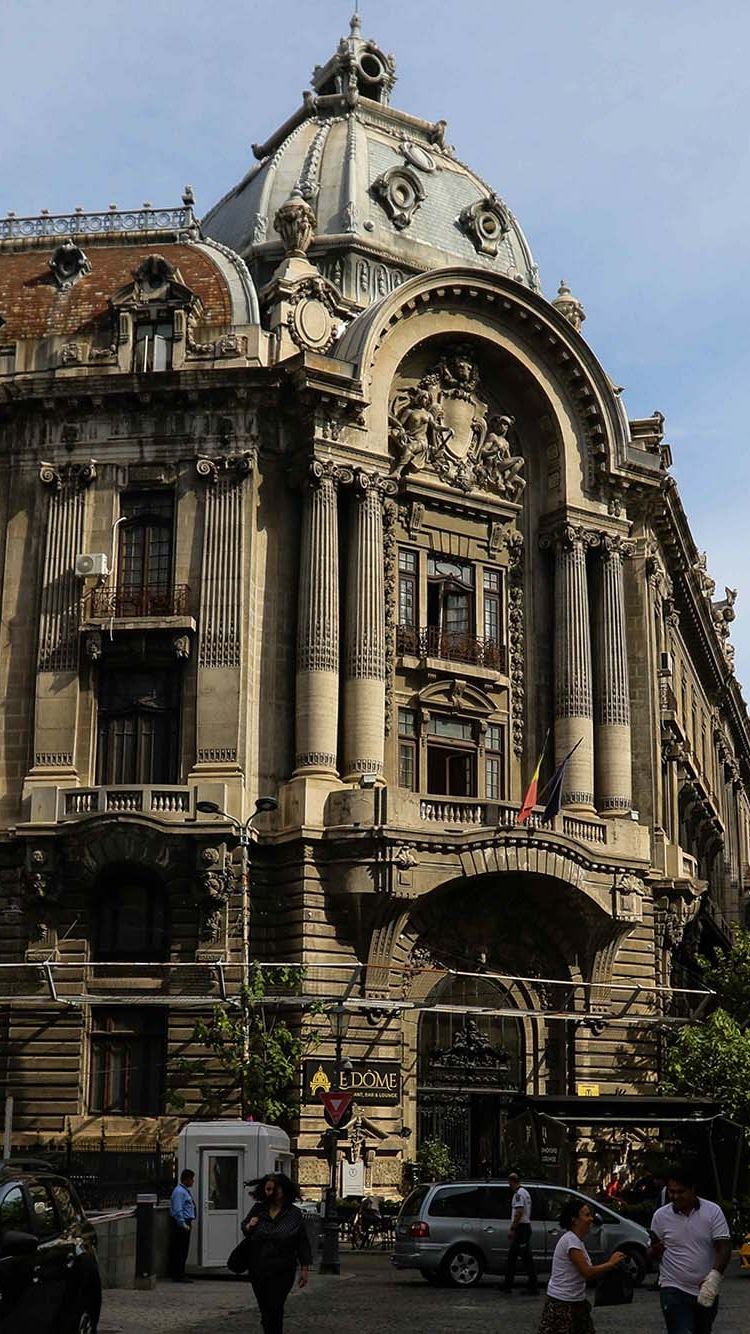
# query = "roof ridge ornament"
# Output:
<box><xmin>311</xmin><ymin>13</ymin><xmax>396</xmax><ymax>105</ymax></box>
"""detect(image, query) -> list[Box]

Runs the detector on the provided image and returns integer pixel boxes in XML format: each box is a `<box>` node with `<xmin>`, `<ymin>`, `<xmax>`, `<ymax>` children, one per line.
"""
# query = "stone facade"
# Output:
<box><xmin>1</xmin><ymin>21</ymin><xmax>749</xmax><ymax>1191</ymax></box>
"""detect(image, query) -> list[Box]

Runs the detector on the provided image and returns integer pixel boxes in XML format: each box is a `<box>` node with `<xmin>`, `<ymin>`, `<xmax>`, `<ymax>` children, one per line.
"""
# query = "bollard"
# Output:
<box><xmin>134</xmin><ymin>1193</ymin><xmax>157</xmax><ymax>1290</ymax></box>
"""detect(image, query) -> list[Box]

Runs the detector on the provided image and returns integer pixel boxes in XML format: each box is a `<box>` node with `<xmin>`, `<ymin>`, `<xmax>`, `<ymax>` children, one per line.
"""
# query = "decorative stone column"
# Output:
<box><xmin>544</xmin><ymin>524</ymin><xmax>596</xmax><ymax>810</ymax></box>
<box><xmin>295</xmin><ymin>459</ymin><xmax>352</xmax><ymax>775</ymax></box>
<box><xmin>593</xmin><ymin>535</ymin><xmax>635</xmax><ymax>814</ymax></box>
<box><xmin>342</xmin><ymin>470</ymin><xmax>397</xmax><ymax>782</ymax></box>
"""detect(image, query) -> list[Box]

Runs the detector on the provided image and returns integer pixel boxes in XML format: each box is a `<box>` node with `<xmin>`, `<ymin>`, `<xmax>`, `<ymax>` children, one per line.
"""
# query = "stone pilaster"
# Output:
<box><xmin>295</xmin><ymin>459</ymin><xmax>352</xmax><ymax>775</ymax></box>
<box><xmin>192</xmin><ymin>451</ymin><xmax>255</xmax><ymax>783</ymax></box>
<box><xmin>342</xmin><ymin>470</ymin><xmax>397</xmax><ymax>782</ymax></box>
<box><xmin>593</xmin><ymin>534</ymin><xmax>635</xmax><ymax>814</ymax></box>
<box><xmin>543</xmin><ymin>524</ymin><xmax>596</xmax><ymax>810</ymax></box>
<box><xmin>28</xmin><ymin>462</ymin><xmax>95</xmax><ymax>786</ymax></box>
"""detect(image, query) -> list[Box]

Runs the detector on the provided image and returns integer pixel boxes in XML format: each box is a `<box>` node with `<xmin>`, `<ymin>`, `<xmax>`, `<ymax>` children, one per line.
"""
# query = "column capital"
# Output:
<box><xmin>39</xmin><ymin>460</ymin><xmax>96</xmax><ymax>491</ymax></box>
<box><xmin>309</xmin><ymin>457</ymin><xmax>354</xmax><ymax>490</ymax></box>
<box><xmin>353</xmin><ymin>467</ymin><xmax>398</xmax><ymax>501</ymax></box>
<box><xmin>539</xmin><ymin>521</ymin><xmax>599</xmax><ymax>553</ymax></box>
<box><xmin>195</xmin><ymin>449</ymin><xmax>256</xmax><ymax>485</ymax></box>
<box><xmin>597</xmin><ymin>532</ymin><xmax>635</xmax><ymax>560</ymax></box>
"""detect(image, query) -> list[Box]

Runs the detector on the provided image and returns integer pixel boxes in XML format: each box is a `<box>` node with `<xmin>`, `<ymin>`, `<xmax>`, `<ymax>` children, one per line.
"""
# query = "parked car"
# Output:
<box><xmin>392</xmin><ymin>1179</ymin><xmax>651</xmax><ymax>1289</ymax></box>
<box><xmin>0</xmin><ymin>1169</ymin><xmax>101</xmax><ymax>1332</ymax></box>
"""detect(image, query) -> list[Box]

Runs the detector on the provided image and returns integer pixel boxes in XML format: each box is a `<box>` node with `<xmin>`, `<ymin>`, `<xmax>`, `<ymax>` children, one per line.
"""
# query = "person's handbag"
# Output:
<box><xmin>594</xmin><ymin>1263</ymin><xmax>634</xmax><ymax>1307</ymax></box>
<box><xmin>227</xmin><ymin>1235</ymin><xmax>254</xmax><ymax>1275</ymax></box>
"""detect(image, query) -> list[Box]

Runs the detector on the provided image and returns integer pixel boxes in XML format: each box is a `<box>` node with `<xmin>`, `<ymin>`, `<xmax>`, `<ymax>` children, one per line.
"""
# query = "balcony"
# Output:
<box><xmin>414</xmin><ymin>795</ymin><xmax>608</xmax><ymax>844</ymax></box>
<box><xmin>26</xmin><ymin>781</ymin><xmax>229</xmax><ymax>826</ymax></box>
<box><xmin>396</xmin><ymin>625</ymin><xmax>506</xmax><ymax>673</ymax></box>
<box><xmin>88</xmin><ymin>584</ymin><xmax>191</xmax><ymax>619</ymax></box>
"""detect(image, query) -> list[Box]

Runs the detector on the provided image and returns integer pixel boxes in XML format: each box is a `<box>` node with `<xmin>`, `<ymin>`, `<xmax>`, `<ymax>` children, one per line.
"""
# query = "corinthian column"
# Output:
<box><xmin>594</xmin><ymin>535</ymin><xmax>634</xmax><ymax>814</ymax></box>
<box><xmin>546</xmin><ymin>524</ymin><xmax>596</xmax><ymax>810</ymax></box>
<box><xmin>342</xmin><ymin>470</ymin><xmax>398</xmax><ymax>782</ymax></box>
<box><xmin>295</xmin><ymin>459</ymin><xmax>351</xmax><ymax>775</ymax></box>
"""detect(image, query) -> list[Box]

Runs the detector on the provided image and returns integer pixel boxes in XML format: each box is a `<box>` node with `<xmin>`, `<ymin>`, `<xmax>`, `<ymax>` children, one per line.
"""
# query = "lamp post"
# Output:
<box><xmin>196</xmin><ymin>795</ymin><xmax>278</xmax><ymax>1117</ymax></box>
<box><xmin>319</xmin><ymin>1003</ymin><xmax>352</xmax><ymax>1275</ymax></box>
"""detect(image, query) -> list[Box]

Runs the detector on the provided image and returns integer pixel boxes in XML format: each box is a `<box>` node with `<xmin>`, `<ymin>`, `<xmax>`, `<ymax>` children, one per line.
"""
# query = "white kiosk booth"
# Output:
<box><xmin>177</xmin><ymin>1120</ymin><xmax>292</xmax><ymax>1269</ymax></box>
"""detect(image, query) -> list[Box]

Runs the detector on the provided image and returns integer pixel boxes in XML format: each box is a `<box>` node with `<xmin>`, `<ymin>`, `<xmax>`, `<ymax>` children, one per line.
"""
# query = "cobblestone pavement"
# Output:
<box><xmin>99</xmin><ymin>1254</ymin><xmax>750</xmax><ymax>1334</ymax></box>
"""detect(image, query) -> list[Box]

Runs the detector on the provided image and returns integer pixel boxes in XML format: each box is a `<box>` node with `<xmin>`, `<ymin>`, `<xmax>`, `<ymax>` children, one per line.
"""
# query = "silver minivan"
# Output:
<box><xmin>392</xmin><ymin>1180</ymin><xmax>651</xmax><ymax>1288</ymax></box>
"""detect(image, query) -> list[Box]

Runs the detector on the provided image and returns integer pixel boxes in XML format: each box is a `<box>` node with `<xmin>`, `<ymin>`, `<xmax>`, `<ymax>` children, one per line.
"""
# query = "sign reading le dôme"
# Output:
<box><xmin>303</xmin><ymin>1059</ymin><xmax>401</xmax><ymax>1106</ymax></box>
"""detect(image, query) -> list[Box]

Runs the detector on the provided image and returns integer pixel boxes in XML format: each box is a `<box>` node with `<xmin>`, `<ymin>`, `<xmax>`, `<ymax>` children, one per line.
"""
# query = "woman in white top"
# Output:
<box><xmin>537</xmin><ymin>1199</ymin><xmax>625</xmax><ymax>1334</ymax></box>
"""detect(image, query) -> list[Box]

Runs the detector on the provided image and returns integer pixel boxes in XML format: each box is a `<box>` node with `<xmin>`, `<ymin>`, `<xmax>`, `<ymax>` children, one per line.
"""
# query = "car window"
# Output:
<box><xmin>481</xmin><ymin>1186</ymin><xmax>512</xmax><ymax>1220</ymax></box>
<box><xmin>428</xmin><ymin>1187</ymin><xmax>486</xmax><ymax>1218</ymax></box>
<box><xmin>0</xmin><ymin>1186</ymin><xmax>31</xmax><ymax>1233</ymax></box>
<box><xmin>49</xmin><ymin>1183</ymin><xmax>80</xmax><ymax>1230</ymax></box>
<box><xmin>399</xmin><ymin>1186</ymin><xmax>429</xmax><ymax>1217</ymax></box>
<box><xmin>27</xmin><ymin>1184</ymin><xmax>60</xmax><ymax>1239</ymax></box>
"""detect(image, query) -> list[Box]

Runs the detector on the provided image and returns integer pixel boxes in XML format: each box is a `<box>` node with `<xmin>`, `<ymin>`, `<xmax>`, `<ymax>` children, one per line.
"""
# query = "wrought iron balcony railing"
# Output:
<box><xmin>0</xmin><ymin>205</ymin><xmax>197</xmax><ymax>243</ymax></box>
<box><xmin>397</xmin><ymin>625</ymin><xmax>506</xmax><ymax>672</ymax></box>
<box><xmin>88</xmin><ymin>584</ymin><xmax>191</xmax><ymax>619</ymax></box>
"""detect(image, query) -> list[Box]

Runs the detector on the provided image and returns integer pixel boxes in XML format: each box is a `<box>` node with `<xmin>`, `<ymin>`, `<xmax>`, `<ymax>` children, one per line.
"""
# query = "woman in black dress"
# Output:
<box><xmin>242</xmin><ymin>1173</ymin><xmax>311</xmax><ymax>1333</ymax></box>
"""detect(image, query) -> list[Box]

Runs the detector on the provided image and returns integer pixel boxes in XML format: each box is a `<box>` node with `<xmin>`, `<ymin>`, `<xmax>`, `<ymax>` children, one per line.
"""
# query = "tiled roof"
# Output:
<box><xmin>0</xmin><ymin>242</ymin><xmax>233</xmax><ymax>342</ymax></box>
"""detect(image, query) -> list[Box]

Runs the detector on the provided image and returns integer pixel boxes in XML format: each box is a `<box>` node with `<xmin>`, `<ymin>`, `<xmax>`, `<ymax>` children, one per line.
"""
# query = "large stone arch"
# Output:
<box><xmin>334</xmin><ymin>266</ymin><xmax>629</xmax><ymax>498</ymax></box>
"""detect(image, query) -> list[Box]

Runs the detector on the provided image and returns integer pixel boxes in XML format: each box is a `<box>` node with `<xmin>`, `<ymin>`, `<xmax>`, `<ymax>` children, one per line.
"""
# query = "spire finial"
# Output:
<box><xmin>350</xmin><ymin>12</ymin><xmax>362</xmax><ymax>38</ymax></box>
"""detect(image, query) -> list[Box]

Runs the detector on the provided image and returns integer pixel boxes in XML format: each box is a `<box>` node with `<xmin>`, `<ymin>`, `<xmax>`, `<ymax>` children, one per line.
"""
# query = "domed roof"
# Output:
<box><xmin>203</xmin><ymin>15</ymin><xmax>539</xmax><ymax>310</ymax></box>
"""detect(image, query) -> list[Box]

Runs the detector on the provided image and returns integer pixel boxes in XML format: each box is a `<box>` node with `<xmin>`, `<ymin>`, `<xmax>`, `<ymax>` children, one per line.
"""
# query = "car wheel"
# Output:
<box><xmin>67</xmin><ymin>1293</ymin><xmax>99</xmax><ymax>1334</ymax></box>
<box><xmin>620</xmin><ymin>1245</ymin><xmax>647</xmax><ymax>1287</ymax></box>
<box><xmin>442</xmin><ymin>1245</ymin><xmax>484</xmax><ymax>1288</ymax></box>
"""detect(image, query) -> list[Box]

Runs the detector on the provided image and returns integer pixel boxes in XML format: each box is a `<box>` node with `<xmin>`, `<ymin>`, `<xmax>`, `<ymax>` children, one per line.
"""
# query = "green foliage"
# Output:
<box><xmin>697</xmin><ymin>927</ymin><xmax>750</xmax><ymax>1030</ymax></box>
<box><xmin>167</xmin><ymin>963</ymin><xmax>322</xmax><ymax>1129</ymax></box>
<box><xmin>663</xmin><ymin>1008</ymin><xmax>750</xmax><ymax>1126</ymax></box>
<box><xmin>416</xmin><ymin>1138</ymin><xmax>454</xmax><ymax>1182</ymax></box>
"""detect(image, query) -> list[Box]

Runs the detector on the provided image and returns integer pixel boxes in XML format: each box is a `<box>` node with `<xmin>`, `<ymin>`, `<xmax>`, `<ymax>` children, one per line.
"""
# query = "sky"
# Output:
<box><xmin>3</xmin><ymin>0</ymin><xmax>749</xmax><ymax>679</ymax></box>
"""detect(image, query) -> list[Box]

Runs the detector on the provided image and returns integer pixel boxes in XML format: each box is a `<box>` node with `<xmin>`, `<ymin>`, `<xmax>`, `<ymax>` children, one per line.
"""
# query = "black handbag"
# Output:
<box><xmin>227</xmin><ymin>1235</ymin><xmax>255</xmax><ymax>1275</ymax></box>
<box><xmin>594</xmin><ymin>1264</ymin><xmax>634</xmax><ymax>1307</ymax></box>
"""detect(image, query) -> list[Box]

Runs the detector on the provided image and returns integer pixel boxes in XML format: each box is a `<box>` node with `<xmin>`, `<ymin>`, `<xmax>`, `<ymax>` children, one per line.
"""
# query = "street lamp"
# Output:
<box><xmin>196</xmin><ymin>796</ymin><xmax>278</xmax><ymax>1117</ymax></box>
<box><xmin>319</xmin><ymin>1003</ymin><xmax>352</xmax><ymax>1275</ymax></box>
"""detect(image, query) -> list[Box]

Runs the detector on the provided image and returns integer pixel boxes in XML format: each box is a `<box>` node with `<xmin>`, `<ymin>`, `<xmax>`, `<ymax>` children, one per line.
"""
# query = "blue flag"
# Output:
<box><xmin>541</xmin><ymin>738</ymin><xmax>583</xmax><ymax>823</ymax></box>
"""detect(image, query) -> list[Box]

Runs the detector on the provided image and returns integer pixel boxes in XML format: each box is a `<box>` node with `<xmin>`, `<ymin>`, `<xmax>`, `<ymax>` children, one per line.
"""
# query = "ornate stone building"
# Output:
<box><xmin>1</xmin><ymin>17</ymin><xmax>749</xmax><ymax>1189</ymax></box>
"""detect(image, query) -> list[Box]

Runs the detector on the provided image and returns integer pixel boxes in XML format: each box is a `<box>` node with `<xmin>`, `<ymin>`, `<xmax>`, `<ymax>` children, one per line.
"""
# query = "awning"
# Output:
<box><xmin>510</xmin><ymin>1095</ymin><xmax>724</xmax><ymax>1125</ymax></box>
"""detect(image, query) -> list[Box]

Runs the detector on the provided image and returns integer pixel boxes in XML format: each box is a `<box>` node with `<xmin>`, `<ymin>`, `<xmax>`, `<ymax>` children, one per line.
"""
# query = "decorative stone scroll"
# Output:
<box><xmin>371</xmin><ymin>165</ymin><xmax>425</xmax><ymax>230</ymax></box>
<box><xmin>388</xmin><ymin>345</ymin><xmax>525</xmax><ymax>498</ymax></box>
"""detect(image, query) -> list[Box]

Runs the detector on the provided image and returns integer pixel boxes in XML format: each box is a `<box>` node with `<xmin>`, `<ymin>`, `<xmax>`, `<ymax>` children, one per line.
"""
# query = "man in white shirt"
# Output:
<box><xmin>650</xmin><ymin>1165</ymin><xmax>731</xmax><ymax>1333</ymax></box>
<box><xmin>501</xmin><ymin>1171</ymin><xmax>539</xmax><ymax>1294</ymax></box>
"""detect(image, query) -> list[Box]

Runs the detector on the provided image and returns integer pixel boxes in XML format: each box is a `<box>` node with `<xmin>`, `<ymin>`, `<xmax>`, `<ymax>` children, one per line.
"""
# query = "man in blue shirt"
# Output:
<box><xmin>169</xmin><ymin>1169</ymin><xmax>197</xmax><ymax>1282</ymax></box>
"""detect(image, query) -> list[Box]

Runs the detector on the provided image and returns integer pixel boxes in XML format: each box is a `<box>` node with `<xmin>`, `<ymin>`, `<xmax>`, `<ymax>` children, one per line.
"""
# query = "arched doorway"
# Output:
<box><xmin>418</xmin><ymin>974</ymin><xmax>524</xmax><ymax>1176</ymax></box>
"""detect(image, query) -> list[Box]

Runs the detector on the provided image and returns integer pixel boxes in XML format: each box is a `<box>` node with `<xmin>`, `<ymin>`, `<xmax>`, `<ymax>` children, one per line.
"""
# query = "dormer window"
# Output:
<box><xmin>134</xmin><ymin>319</ymin><xmax>173</xmax><ymax>372</ymax></box>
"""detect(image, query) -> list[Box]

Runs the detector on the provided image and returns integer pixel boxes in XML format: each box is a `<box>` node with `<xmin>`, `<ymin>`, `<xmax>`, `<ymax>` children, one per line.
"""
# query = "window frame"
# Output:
<box><xmin>133</xmin><ymin>318</ymin><xmax>174</xmax><ymax>373</ymax></box>
<box><xmin>398</xmin><ymin>707</ymin><xmax>419</xmax><ymax>791</ymax></box>
<box><xmin>89</xmin><ymin>1007</ymin><xmax>167</xmax><ymax>1118</ymax></box>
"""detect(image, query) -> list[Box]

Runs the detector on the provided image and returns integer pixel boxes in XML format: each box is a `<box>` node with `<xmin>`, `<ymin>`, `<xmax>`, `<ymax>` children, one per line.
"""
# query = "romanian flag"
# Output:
<box><xmin>517</xmin><ymin>732</ymin><xmax>549</xmax><ymax>824</ymax></box>
<box><xmin>541</xmin><ymin>738</ymin><xmax>584</xmax><ymax>823</ymax></box>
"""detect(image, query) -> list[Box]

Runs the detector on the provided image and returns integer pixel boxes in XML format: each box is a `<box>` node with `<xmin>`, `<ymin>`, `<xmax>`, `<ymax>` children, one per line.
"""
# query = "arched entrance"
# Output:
<box><xmin>417</xmin><ymin>974</ymin><xmax>524</xmax><ymax>1176</ymax></box>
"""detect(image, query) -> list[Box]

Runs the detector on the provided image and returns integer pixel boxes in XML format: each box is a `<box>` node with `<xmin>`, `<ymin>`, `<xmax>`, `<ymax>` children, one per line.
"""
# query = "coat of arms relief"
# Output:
<box><xmin>388</xmin><ymin>346</ymin><xmax>526</xmax><ymax>499</ymax></box>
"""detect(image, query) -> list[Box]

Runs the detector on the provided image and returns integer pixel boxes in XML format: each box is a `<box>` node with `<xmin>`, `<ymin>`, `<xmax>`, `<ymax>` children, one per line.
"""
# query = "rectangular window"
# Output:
<box><xmin>0</xmin><ymin>345</ymin><xmax>15</xmax><ymax>376</ymax></box>
<box><xmin>134</xmin><ymin>321</ymin><xmax>173</xmax><ymax>372</ymax></box>
<box><xmin>483</xmin><ymin>568</ymin><xmax>504</xmax><ymax>668</ymax></box>
<box><xmin>96</xmin><ymin>667</ymin><xmax>180</xmax><ymax>785</ymax></box>
<box><xmin>485</xmin><ymin>723</ymin><xmax>506</xmax><ymax>801</ymax></box>
<box><xmin>426</xmin><ymin>715</ymin><xmax>476</xmax><ymax>797</ymax></box>
<box><xmin>427</xmin><ymin>717</ymin><xmax>474</xmax><ymax>741</ymax></box>
<box><xmin>398</xmin><ymin>549</ymin><xmax>419</xmax><ymax>653</ymax></box>
<box><xmin>398</xmin><ymin>707</ymin><xmax>418</xmax><ymax>791</ymax></box>
<box><xmin>116</xmin><ymin>490</ymin><xmax>175</xmax><ymax>614</ymax></box>
<box><xmin>427</xmin><ymin>556</ymin><xmax>475</xmax><ymax>659</ymax></box>
<box><xmin>89</xmin><ymin>1008</ymin><xmax>166</xmax><ymax>1116</ymax></box>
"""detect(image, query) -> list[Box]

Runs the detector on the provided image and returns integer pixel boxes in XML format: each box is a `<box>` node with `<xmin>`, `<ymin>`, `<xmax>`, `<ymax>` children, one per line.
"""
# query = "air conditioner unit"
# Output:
<box><xmin>75</xmin><ymin>553</ymin><xmax>109</xmax><ymax>579</ymax></box>
<box><xmin>659</xmin><ymin>650</ymin><xmax>673</xmax><ymax>675</ymax></box>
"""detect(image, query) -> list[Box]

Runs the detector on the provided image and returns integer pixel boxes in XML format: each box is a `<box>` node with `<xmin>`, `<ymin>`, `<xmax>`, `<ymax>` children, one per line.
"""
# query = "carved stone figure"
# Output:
<box><xmin>388</xmin><ymin>346</ymin><xmax>525</xmax><ymax>497</ymax></box>
<box><xmin>476</xmin><ymin>414</ymin><xmax>525</xmax><ymax>499</ymax></box>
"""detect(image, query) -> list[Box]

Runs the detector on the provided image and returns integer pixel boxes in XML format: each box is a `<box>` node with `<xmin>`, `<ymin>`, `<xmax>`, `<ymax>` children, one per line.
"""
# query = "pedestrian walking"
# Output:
<box><xmin>502</xmin><ymin>1170</ymin><xmax>539</xmax><ymax>1293</ymax></box>
<box><xmin>537</xmin><ymin>1198</ymin><xmax>625</xmax><ymax>1334</ymax></box>
<box><xmin>650</xmin><ymin>1164</ymin><xmax>732</xmax><ymax>1334</ymax></box>
<box><xmin>241</xmin><ymin>1173</ymin><xmax>311</xmax><ymax>1334</ymax></box>
<box><xmin>168</xmin><ymin>1168</ymin><xmax>196</xmax><ymax>1282</ymax></box>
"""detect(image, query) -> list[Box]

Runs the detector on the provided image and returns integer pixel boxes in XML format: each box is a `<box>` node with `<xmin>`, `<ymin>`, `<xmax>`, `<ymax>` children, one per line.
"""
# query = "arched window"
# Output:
<box><xmin>94</xmin><ymin>870</ymin><xmax>169</xmax><ymax>962</ymax></box>
<box><xmin>418</xmin><ymin>974</ymin><xmax>523</xmax><ymax>1090</ymax></box>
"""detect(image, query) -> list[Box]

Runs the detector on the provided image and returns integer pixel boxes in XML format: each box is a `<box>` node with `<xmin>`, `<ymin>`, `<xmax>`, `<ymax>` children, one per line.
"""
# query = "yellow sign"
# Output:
<box><xmin>310</xmin><ymin>1065</ymin><xmax>331</xmax><ymax>1097</ymax></box>
<box><xmin>577</xmin><ymin>1083</ymin><xmax>601</xmax><ymax>1097</ymax></box>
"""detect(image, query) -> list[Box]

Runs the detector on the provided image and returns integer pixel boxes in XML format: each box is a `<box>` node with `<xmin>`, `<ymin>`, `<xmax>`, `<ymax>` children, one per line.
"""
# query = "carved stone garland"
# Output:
<box><xmin>507</xmin><ymin>534</ymin><xmax>525</xmax><ymax>758</ymax></box>
<box><xmin>382</xmin><ymin>497</ymin><xmax>398</xmax><ymax>736</ymax></box>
